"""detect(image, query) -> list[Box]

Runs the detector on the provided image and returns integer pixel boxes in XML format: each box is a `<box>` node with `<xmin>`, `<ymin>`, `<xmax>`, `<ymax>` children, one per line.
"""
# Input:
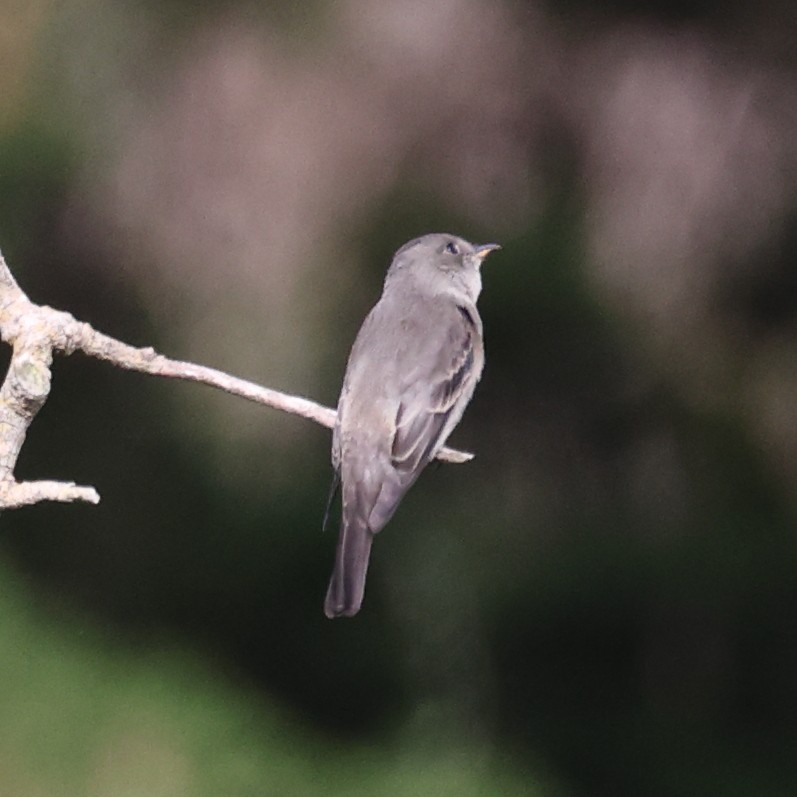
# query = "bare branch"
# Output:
<box><xmin>74</xmin><ymin>325</ymin><xmax>474</xmax><ymax>464</ymax></box>
<box><xmin>0</xmin><ymin>249</ymin><xmax>473</xmax><ymax>509</ymax></box>
<box><xmin>77</xmin><ymin>325</ymin><xmax>339</xmax><ymax>429</ymax></box>
<box><xmin>0</xmin><ymin>480</ymin><xmax>100</xmax><ymax>509</ymax></box>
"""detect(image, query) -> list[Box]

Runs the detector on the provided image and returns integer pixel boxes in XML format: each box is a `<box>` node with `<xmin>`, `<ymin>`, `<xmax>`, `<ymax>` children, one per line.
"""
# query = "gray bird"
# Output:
<box><xmin>324</xmin><ymin>233</ymin><xmax>500</xmax><ymax>618</ymax></box>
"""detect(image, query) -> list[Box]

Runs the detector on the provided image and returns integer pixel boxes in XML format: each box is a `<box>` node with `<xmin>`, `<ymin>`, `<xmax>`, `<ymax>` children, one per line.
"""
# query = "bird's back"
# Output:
<box><xmin>333</xmin><ymin>285</ymin><xmax>483</xmax><ymax>533</ymax></box>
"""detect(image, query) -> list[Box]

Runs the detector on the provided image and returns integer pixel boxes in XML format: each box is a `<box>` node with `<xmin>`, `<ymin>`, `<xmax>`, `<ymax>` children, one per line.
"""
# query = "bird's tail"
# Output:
<box><xmin>324</xmin><ymin>512</ymin><xmax>373</xmax><ymax>619</ymax></box>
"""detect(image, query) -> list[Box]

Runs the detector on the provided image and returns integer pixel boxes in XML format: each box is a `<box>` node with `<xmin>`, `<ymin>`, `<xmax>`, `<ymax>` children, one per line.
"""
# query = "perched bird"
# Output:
<box><xmin>324</xmin><ymin>233</ymin><xmax>500</xmax><ymax>618</ymax></box>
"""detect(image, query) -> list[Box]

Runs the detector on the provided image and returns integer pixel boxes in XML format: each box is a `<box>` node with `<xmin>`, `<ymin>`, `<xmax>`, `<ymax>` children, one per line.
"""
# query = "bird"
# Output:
<box><xmin>324</xmin><ymin>233</ymin><xmax>500</xmax><ymax>618</ymax></box>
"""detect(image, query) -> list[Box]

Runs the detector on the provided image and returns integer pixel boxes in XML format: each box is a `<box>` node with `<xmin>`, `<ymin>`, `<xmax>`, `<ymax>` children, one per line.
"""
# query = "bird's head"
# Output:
<box><xmin>387</xmin><ymin>233</ymin><xmax>500</xmax><ymax>303</ymax></box>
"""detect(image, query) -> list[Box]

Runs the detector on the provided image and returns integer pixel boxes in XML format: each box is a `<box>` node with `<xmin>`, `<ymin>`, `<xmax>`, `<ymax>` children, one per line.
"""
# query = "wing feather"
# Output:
<box><xmin>390</xmin><ymin>306</ymin><xmax>479</xmax><ymax>476</ymax></box>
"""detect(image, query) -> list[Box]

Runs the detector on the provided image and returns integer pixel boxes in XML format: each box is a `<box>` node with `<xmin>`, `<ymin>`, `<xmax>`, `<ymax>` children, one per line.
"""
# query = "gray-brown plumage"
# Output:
<box><xmin>324</xmin><ymin>233</ymin><xmax>500</xmax><ymax>618</ymax></box>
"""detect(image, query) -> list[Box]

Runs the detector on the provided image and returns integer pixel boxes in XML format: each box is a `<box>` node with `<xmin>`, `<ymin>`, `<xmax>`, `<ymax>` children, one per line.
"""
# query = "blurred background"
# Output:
<box><xmin>1</xmin><ymin>0</ymin><xmax>797</xmax><ymax>794</ymax></box>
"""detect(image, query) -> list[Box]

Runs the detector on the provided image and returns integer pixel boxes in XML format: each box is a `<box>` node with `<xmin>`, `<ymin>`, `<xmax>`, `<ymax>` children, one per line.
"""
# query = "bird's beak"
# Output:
<box><xmin>474</xmin><ymin>243</ymin><xmax>501</xmax><ymax>261</ymax></box>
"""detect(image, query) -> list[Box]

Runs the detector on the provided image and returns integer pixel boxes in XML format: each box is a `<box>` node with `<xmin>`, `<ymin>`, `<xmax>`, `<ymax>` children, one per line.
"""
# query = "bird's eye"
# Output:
<box><xmin>444</xmin><ymin>242</ymin><xmax>460</xmax><ymax>255</ymax></box>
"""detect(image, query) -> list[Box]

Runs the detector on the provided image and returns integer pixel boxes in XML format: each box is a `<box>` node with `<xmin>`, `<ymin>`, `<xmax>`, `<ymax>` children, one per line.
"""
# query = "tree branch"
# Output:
<box><xmin>0</xmin><ymin>249</ymin><xmax>473</xmax><ymax>509</ymax></box>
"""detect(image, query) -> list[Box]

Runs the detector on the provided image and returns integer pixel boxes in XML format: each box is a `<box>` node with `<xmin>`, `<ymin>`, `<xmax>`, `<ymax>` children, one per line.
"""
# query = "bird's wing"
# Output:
<box><xmin>362</xmin><ymin>305</ymin><xmax>480</xmax><ymax>535</ymax></box>
<box><xmin>390</xmin><ymin>305</ymin><xmax>480</xmax><ymax>476</ymax></box>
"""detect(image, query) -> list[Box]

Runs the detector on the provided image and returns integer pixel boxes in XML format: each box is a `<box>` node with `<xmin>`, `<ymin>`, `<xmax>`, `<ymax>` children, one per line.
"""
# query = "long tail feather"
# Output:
<box><xmin>324</xmin><ymin>513</ymin><xmax>372</xmax><ymax>618</ymax></box>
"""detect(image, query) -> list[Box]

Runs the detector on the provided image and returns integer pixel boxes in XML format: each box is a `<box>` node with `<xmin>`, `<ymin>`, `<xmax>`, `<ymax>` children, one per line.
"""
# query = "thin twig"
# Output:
<box><xmin>73</xmin><ymin>323</ymin><xmax>473</xmax><ymax>463</ymax></box>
